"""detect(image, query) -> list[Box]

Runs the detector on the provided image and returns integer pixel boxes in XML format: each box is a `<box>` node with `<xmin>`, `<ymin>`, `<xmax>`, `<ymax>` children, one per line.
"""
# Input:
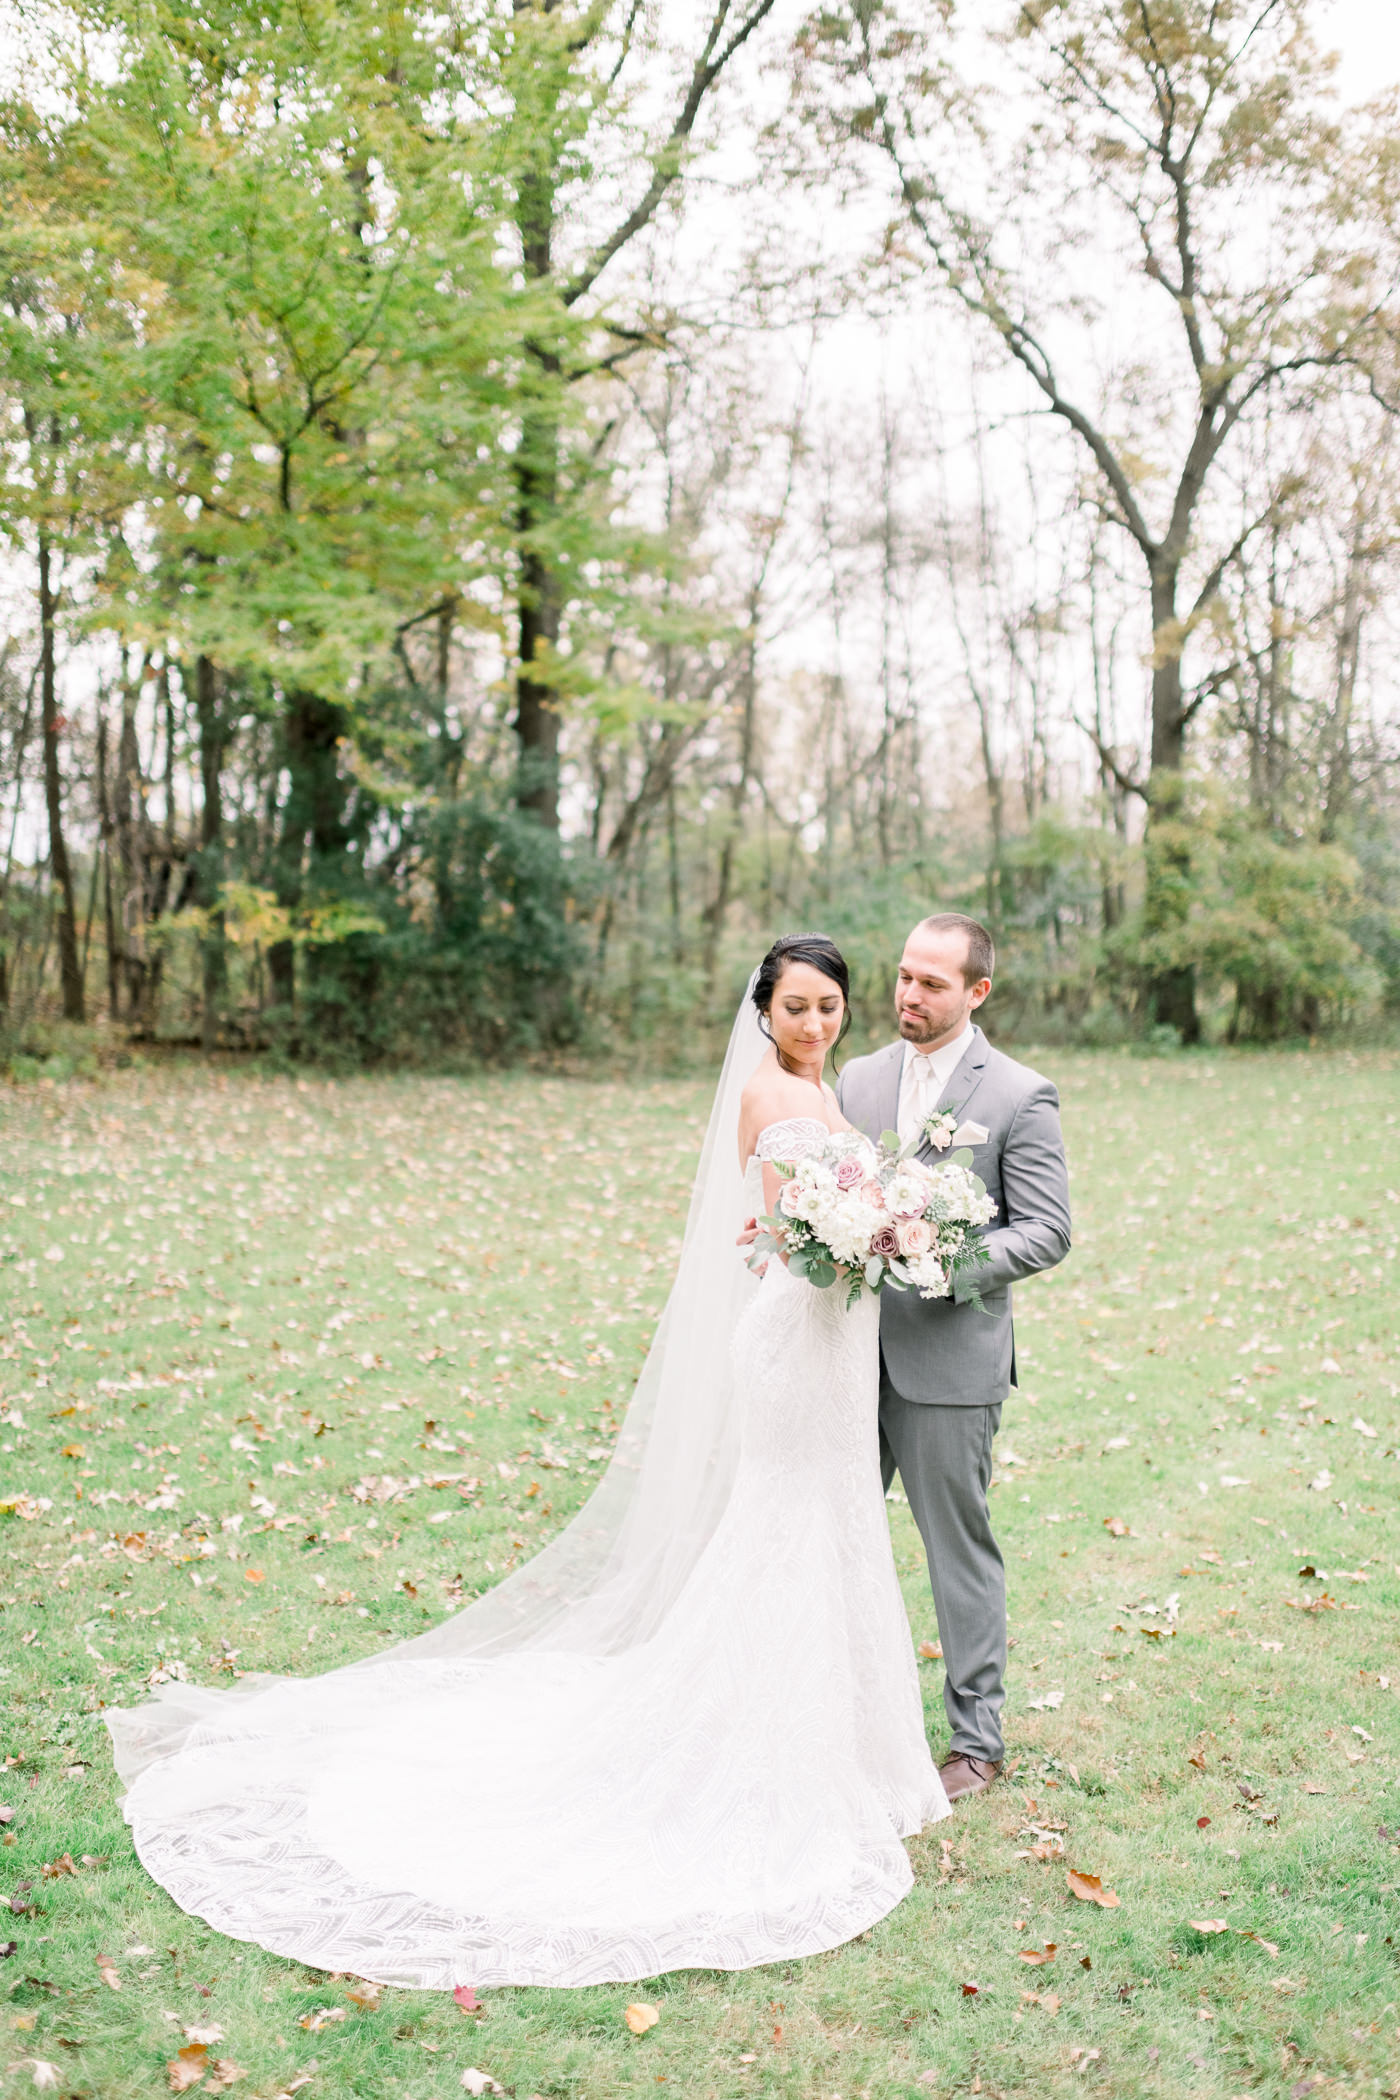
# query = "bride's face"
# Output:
<box><xmin>766</xmin><ymin>962</ymin><xmax>846</xmax><ymax>1068</ymax></box>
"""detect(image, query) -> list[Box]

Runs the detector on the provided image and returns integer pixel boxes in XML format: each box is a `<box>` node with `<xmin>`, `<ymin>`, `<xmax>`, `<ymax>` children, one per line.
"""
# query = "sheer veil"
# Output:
<box><xmin>109</xmin><ymin>982</ymin><xmax>769</xmax><ymax>1778</ymax></box>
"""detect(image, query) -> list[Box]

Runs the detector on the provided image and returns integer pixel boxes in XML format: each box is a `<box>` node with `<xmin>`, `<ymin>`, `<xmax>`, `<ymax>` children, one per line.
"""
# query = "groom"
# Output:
<box><xmin>837</xmin><ymin>913</ymin><xmax>1071</xmax><ymax>1801</ymax></box>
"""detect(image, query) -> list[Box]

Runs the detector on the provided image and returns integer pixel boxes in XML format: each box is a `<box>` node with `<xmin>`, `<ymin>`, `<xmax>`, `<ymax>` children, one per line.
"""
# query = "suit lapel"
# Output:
<box><xmin>871</xmin><ymin>1040</ymin><xmax>904</xmax><ymax>1143</ymax></box>
<box><xmin>915</xmin><ymin>1026</ymin><xmax>991</xmax><ymax>1161</ymax></box>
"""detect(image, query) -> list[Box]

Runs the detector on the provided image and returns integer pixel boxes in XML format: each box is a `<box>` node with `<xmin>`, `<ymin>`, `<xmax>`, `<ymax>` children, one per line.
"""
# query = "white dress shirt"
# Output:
<box><xmin>896</xmin><ymin>1021</ymin><xmax>976</xmax><ymax>1145</ymax></box>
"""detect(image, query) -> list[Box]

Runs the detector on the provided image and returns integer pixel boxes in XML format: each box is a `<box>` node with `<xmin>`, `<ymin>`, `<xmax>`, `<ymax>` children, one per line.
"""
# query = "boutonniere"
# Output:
<box><xmin>923</xmin><ymin>1109</ymin><xmax>958</xmax><ymax>1152</ymax></box>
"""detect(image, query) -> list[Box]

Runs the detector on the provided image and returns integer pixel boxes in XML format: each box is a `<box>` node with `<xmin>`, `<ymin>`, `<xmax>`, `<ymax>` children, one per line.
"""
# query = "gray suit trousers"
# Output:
<box><xmin>879</xmin><ymin>1372</ymin><xmax>1006</xmax><ymax>1763</ymax></box>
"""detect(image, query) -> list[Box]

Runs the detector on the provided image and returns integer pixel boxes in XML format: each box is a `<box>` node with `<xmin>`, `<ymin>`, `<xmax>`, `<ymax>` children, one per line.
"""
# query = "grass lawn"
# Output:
<box><xmin>0</xmin><ymin>1047</ymin><xmax>1397</xmax><ymax>2100</ymax></box>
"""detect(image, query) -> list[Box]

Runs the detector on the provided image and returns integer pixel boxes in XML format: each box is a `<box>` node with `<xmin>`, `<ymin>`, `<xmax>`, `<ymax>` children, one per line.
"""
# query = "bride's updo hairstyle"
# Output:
<box><xmin>752</xmin><ymin>932</ymin><xmax>853</xmax><ymax>1066</ymax></box>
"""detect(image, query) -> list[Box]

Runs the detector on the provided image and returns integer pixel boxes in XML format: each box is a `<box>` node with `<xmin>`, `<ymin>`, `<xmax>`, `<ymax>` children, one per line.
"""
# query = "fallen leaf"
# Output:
<box><xmin>1018</xmin><ymin>1944</ymin><xmax>1057</xmax><ymax>1965</ymax></box>
<box><xmin>918</xmin><ymin>1640</ymin><xmax>942</xmax><ymax>1659</ymax></box>
<box><xmin>346</xmin><ymin>1981</ymin><xmax>381</xmax><ymax>2010</ymax></box>
<box><xmin>1301</xmin><ymin>1781</ymin><xmax>1326</xmax><ymax>1794</ymax></box>
<box><xmin>168</xmin><ymin>2043</ymin><xmax>208</xmax><ymax>2092</ymax></box>
<box><xmin>1103</xmin><ymin>1518</ymin><xmax>1130</xmax><ymax>1537</ymax></box>
<box><xmin>1079</xmin><ymin>1955</ymin><xmax>1092</xmax><ymax>1970</ymax></box>
<box><xmin>1187</xmin><ymin>1752</ymin><xmax>1206</xmax><ymax>1771</ymax></box>
<box><xmin>960</xmin><ymin>1981</ymin><xmax>980</xmax><ymax>1996</ymax></box>
<box><xmin>1189</xmin><ymin>1919</ymin><xmax>1229</xmax><ymax>1933</ymax></box>
<box><xmin>1197</xmin><ymin>1816</ymin><xmax>1211</xmax><ymax>1829</ymax></box>
<box><xmin>1238</xmin><ymin>1931</ymin><xmax>1280</xmax><ymax>1957</ymax></box>
<box><xmin>207</xmin><ymin>2064</ymin><xmax>245</xmax><ymax>2092</ymax></box>
<box><xmin>243</xmin><ymin>1569</ymin><xmax>265</xmax><ymax>1585</ymax></box>
<box><xmin>1353</xmin><ymin>1417</ymin><xmax>1377</xmax><ymax>1438</ymax></box>
<box><xmin>1028</xmin><ymin>1688</ymin><xmax>1064</xmax><ymax>1710</ymax></box>
<box><xmin>183</xmin><ymin>2023</ymin><xmax>224</xmax><ymax>2045</ymax></box>
<box><xmin>460</xmin><ymin>2075</ymin><xmax>504</xmax><ymax>2098</ymax></box>
<box><xmin>298</xmin><ymin>2006</ymin><xmax>345</xmax><ymax>2031</ymax></box>
<box><xmin>624</xmin><ymin>2002</ymin><xmax>659</xmax><ymax>2035</ymax></box>
<box><xmin>26</xmin><ymin>2066</ymin><xmax>61</xmax><ymax>2093</ymax></box>
<box><xmin>452</xmin><ymin>1985</ymin><xmax>482</xmax><ymax>2015</ymax></box>
<box><xmin>96</xmin><ymin>1953</ymin><xmax>121</xmax><ymax>1990</ymax></box>
<box><xmin>1066</xmin><ymin>1868</ymin><xmax>1121</xmax><ymax>1907</ymax></box>
<box><xmin>0</xmin><ymin>1941</ymin><xmax>17</xmax><ymax>1959</ymax></box>
<box><xmin>41</xmin><ymin>1854</ymin><xmax>76</xmax><ymax>1878</ymax></box>
<box><xmin>1020</xmin><ymin>1989</ymin><xmax>1060</xmax><ymax>2014</ymax></box>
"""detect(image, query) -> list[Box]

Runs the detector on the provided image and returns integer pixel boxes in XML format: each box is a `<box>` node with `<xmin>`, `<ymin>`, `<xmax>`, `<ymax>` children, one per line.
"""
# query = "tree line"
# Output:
<box><xmin>2</xmin><ymin>0</ymin><xmax>1398</xmax><ymax>1072</ymax></box>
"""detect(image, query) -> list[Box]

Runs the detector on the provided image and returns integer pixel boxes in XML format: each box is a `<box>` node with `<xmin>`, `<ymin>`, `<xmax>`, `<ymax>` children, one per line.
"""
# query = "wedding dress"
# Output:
<box><xmin>106</xmin><ymin>992</ymin><xmax>948</xmax><ymax>1988</ymax></box>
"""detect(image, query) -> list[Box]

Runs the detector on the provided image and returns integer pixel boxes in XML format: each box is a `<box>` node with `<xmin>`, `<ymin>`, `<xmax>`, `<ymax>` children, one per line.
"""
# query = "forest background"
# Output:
<box><xmin>3</xmin><ymin>0</ymin><xmax>1400</xmax><ymax>1075</ymax></box>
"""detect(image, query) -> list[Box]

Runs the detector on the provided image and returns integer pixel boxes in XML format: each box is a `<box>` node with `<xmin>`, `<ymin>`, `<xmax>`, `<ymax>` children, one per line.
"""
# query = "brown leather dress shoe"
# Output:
<box><xmin>939</xmin><ymin>1753</ymin><xmax>1003</xmax><ymax>1801</ymax></box>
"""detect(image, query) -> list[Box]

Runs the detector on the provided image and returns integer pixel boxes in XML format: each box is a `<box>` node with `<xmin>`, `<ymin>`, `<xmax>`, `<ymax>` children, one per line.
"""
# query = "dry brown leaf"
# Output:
<box><xmin>1301</xmin><ymin>1781</ymin><xmax>1326</xmax><ymax>1794</ymax></box>
<box><xmin>1103</xmin><ymin>1518</ymin><xmax>1130</xmax><ymax>1537</ymax></box>
<box><xmin>1020</xmin><ymin>1989</ymin><xmax>1060</xmax><ymax>2014</ymax></box>
<box><xmin>1187</xmin><ymin>1752</ymin><xmax>1206</xmax><ymax>1771</ymax></box>
<box><xmin>168</xmin><ymin>2043</ymin><xmax>208</xmax><ymax>2092</ymax></box>
<box><xmin>346</xmin><ymin>1981</ymin><xmax>382</xmax><ymax>2010</ymax></box>
<box><xmin>182</xmin><ymin>2023</ymin><xmax>225</xmax><ymax>2045</ymax></box>
<box><xmin>1189</xmin><ymin>1919</ymin><xmax>1229</xmax><ymax>1933</ymax></box>
<box><xmin>206</xmin><ymin>2064</ymin><xmax>245</xmax><ymax>2092</ymax></box>
<box><xmin>1238</xmin><ymin>1931</ymin><xmax>1280</xmax><ymax>1958</ymax></box>
<box><xmin>298</xmin><ymin>2006</ymin><xmax>346</xmax><ymax>2031</ymax></box>
<box><xmin>1066</xmin><ymin>1868</ymin><xmax>1121</xmax><ymax>1907</ymax></box>
<box><xmin>624</xmin><ymin>2002</ymin><xmax>660</xmax><ymax>2035</ymax></box>
<box><xmin>243</xmin><ymin>1568</ymin><xmax>265</xmax><ymax>1585</ymax></box>
<box><xmin>41</xmin><ymin>1855</ymin><xmax>76</xmax><ymax>1879</ymax></box>
<box><xmin>1018</xmin><ymin>1944</ymin><xmax>1057</xmax><ymax>1965</ymax></box>
<box><xmin>918</xmin><ymin>1640</ymin><xmax>943</xmax><ymax>1659</ymax></box>
<box><xmin>95</xmin><ymin>1953</ymin><xmax>121</xmax><ymax>1990</ymax></box>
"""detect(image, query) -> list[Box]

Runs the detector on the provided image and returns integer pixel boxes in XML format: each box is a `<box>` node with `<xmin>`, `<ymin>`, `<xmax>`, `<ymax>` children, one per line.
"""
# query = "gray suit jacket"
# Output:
<box><xmin>836</xmin><ymin>1028</ymin><xmax>1071</xmax><ymax>1406</ymax></box>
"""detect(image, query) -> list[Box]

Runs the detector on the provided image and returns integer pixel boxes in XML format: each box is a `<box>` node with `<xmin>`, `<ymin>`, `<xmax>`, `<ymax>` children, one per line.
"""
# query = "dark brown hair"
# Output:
<box><xmin>917</xmin><ymin>912</ymin><xmax>995</xmax><ymax>987</ymax></box>
<box><xmin>752</xmin><ymin>933</ymin><xmax>853</xmax><ymax>1064</ymax></box>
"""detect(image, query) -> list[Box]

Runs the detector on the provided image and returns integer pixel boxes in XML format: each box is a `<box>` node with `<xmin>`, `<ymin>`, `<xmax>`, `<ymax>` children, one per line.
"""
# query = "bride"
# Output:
<box><xmin>107</xmin><ymin>932</ymin><xmax>949</xmax><ymax>1989</ymax></box>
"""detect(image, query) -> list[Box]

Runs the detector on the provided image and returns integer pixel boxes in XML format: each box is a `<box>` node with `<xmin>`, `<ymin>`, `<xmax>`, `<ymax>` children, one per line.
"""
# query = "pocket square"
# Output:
<box><xmin>952</xmin><ymin>1119</ymin><xmax>990</xmax><ymax>1146</ymax></box>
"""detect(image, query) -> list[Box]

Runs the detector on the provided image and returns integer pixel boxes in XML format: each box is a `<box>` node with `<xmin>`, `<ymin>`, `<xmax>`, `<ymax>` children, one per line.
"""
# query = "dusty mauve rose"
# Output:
<box><xmin>869</xmin><ymin>1224</ymin><xmax>900</xmax><ymax>1258</ymax></box>
<box><xmin>896</xmin><ymin>1217</ymin><xmax>934</xmax><ymax>1257</ymax></box>
<box><xmin>834</xmin><ymin>1155</ymin><xmax>865</xmax><ymax>1189</ymax></box>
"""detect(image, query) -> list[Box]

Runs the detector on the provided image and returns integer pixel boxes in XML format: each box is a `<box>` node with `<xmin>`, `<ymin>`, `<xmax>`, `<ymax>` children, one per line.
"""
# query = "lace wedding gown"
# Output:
<box><xmin>108</xmin><ymin>1040</ymin><xmax>948</xmax><ymax>1987</ymax></box>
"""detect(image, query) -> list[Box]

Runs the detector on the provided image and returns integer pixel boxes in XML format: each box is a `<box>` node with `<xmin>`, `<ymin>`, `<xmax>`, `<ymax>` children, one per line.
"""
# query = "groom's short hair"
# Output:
<box><xmin>918</xmin><ymin>912</ymin><xmax>995</xmax><ymax>986</ymax></box>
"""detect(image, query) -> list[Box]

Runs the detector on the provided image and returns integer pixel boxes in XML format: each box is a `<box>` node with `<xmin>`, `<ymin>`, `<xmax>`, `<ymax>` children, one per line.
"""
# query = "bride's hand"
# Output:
<box><xmin>736</xmin><ymin>1214</ymin><xmax>775</xmax><ymax>1277</ymax></box>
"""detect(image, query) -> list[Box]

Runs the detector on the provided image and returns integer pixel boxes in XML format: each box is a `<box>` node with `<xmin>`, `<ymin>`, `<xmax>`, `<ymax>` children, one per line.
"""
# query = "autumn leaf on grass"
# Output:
<box><xmin>918</xmin><ymin>1640</ymin><xmax>942</xmax><ymax>1659</ymax></box>
<box><xmin>1103</xmin><ymin>1518</ymin><xmax>1130</xmax><ymax>1537</ymax></box>
<box><xmin>1189</xmin><ymin>1919</ymin><xmax>1229</xmax><ymax>1934</ymax></box>
<box><xmin>1019</xmin><ymin>1944</ymin><xmax>1057</xmax><ymax>1964</ymax></box>
<box><xmin>346</xmin><ymin>1980</ymin><xmax>381</xmax><ymax>2010</ymax></box>
<box><xmin>1020</xmin><ymin>1989</ymin><xmax>1060</xmax><ymax>2015</ymax></box>
<box><xmin>624</xmin><ymin>2001</ymin><xmax>660</xmax><ymax>2035</ymax></box>
<box><xmin>460</xmin><ymin>2073</ymin><xmax>504</xmax><ymax>2097</ymax></box>
<box><xmin>41</xmin><ymin>1854</ymin><xmax>76</xmax><ymax>1878</ymax></box>
<box><xmin>183</xmin><ymin>2023</ymin><xmax>225</xmax><ymax>2045</ymax></box>
<box><xmin>1301</xmin><ymin>1781</ymin><xmax>1326</xmax><ymax>1794</ymax></box>
<box><xmin>22</xmin><ymin>2064</ymin><xmax>60</xmax><ymax>2092</ymax></box>
<box><xmin>95</xmin><ymin>1952</ymin><xmax>121</xmax><ymax>1990</ymax></box>
<box><xmin>1238</xmin><ymin>1930</ymin><xmax>1280</xmax><ymax>1957</ymax></box>
<box><xmin>206</xmin><ymin>2064</ymin><xmax>245</xmax><ymax>2092</ymax></box>
<box><xmin>1066</xmin><ymin>1868</ymin><xmax>1121</xmax><ymax>1907</ymax></box>
<box><xmin>299</xmin><ymin>2005</ymin><xmax>346</xmax><ymax>2031</ymax></box>
<box><xmin>452</xmin><ymin>1984</ymin><xmax>482</xmax><ymax>2015</ymax></box>
<box><xmin>168</xmin><ymin>2044</ymin><xmax>208</xmax><ymax>2092</ymax></box>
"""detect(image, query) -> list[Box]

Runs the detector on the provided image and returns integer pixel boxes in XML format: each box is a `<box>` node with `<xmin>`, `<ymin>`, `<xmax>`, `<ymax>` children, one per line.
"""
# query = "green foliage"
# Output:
<box><xmin>1108</xmin><ymin>790</ymin><xmax>1383</xmax><ymax>1041</ymax></box>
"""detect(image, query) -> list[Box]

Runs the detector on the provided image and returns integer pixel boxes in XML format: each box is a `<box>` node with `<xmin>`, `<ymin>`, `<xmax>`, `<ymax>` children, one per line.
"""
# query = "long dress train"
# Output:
<box><xmin>107</xmin><ymin>1040</ymin><xmax>948</xmax><ymax>1987</ymax></box>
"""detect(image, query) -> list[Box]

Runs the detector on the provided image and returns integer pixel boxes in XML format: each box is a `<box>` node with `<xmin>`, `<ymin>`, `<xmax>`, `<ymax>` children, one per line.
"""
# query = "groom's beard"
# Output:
<box><xmin>897</xmin><ymin>1012</ymin><xmax>940</xmax><ymax>1045</ymax></box>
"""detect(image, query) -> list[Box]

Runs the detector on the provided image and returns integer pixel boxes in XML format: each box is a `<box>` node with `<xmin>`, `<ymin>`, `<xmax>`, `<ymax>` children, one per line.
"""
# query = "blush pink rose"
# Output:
<box><xmin>779</xmin><ymin>1181</ymin><xmax>804</xmax><ymax>1217</ymax></box>
<box><xmin>869</xmin><ymin>1224</ymin><xmax>900</xmax><ymax>1258</ymax></box>
<box><xmin>896</xmin><ymin>1217</ymin><xmax>933</xmax><ymax>1257</ymax></box>
<box><xmin>834</xmin><ymin>1155</ymin><xmax>865</xmax><ymax>1189</ymax></box>
<box><xmin>859</xmin><ymin>1180</ymin><xmax>886</xmax><ymax>1208</ymax></box>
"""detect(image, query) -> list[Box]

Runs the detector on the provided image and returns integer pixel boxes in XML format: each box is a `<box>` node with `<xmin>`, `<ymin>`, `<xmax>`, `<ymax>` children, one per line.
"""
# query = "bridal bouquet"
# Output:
<box><xmin>750</xmin><ymin>1131</ymin><xmax>996</xmax><ymax>1307</ymax></box>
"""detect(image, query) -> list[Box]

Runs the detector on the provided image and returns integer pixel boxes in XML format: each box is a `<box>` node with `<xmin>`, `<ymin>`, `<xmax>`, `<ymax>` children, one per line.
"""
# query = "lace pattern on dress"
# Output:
<box><xmin>754</xmin><ymin>1117</ymin><xmax>831</xmax><ymax>1162</ymax></box>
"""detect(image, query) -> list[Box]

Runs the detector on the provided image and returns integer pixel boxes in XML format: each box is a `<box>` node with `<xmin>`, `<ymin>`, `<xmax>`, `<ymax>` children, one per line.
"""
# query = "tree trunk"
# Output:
<box><xmin>193</xmin><ymin>655</ymin><xmax>226</xmax><ymax>1051</ymax></box>
<box><xmin>37</xmin><ymin>532</ymin><xmax>84</xmax><ymax>1022</ymax></box>
<box><xmin>514</xmin><ymin>143</ymin><xmax>564</xmax><ymax>831</ymax></box>
<box><xmin>1143</xmin><ymin>566</ymin><xmax>1199</xmax><ymax>1042</ymax></box>
<box><xmin>268</xmin><ymin>687</ymin><xmax>350</xmax><ymax>1019</ymax></box>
